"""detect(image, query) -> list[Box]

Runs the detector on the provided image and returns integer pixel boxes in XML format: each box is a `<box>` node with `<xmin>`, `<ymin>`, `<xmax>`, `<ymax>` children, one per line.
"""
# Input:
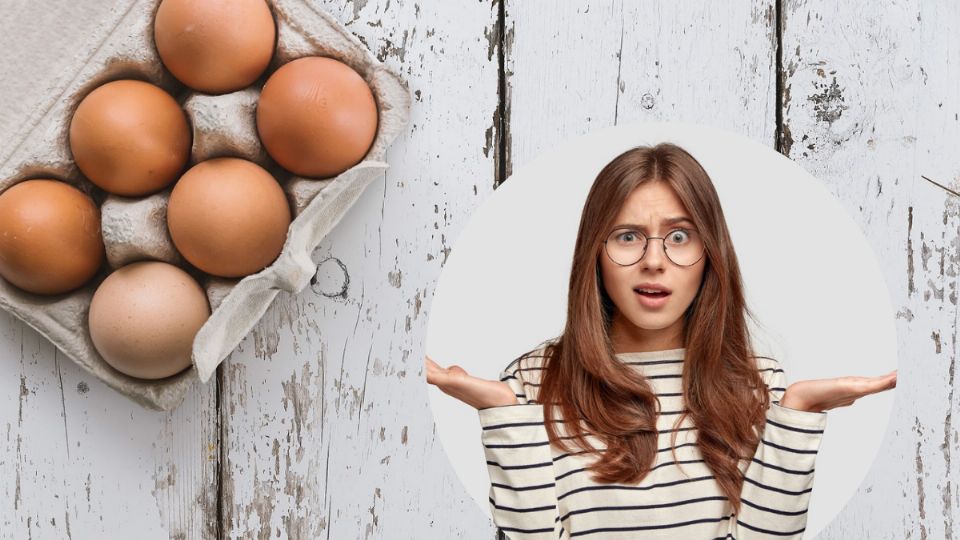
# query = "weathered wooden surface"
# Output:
<box><xmin>218</xmin><ymin>1</ymin><xmax>500</xmax><ymax>537</ymax></box>
<box><xmin>780</xmin><ymin>1</ymin><xmax>960</xmax><ymax>538</ymax></box>
<box><xmin>0</xmin><ymin>1</ymin><xmax>956</xmax><ymax>539</ymax></box>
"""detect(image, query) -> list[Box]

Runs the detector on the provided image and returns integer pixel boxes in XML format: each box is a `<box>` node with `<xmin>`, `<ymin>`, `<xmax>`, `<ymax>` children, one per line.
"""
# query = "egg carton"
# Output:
<box><xmin>0</xmin><ymin>0</ymin><xmax>410</xmax><ymax>410</ymax></box>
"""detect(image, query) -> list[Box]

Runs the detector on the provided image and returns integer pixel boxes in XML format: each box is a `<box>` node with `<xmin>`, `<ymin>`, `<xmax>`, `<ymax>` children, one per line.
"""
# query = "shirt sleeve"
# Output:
<box><xmin>733</xmin><ymin>358</ymin><xmax>828</xmax><ymax>539</ymax></box>
<box><xmin>478</xmin><ymin>364</ymin><xmax>567</xmax><ymax>540</ymax></box>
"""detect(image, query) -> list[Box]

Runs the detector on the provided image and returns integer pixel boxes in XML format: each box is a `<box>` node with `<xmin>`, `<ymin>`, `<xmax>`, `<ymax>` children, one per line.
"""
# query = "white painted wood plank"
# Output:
<box><xmin>781</xmin><ymin>1</ymin><xmax>960</xmax><ymax>538</ymax></box>
<box><xmin>0</xmin><ymin>2</ymin><xmax>218</xmax><ymax>539</ymax></box>
<box><xmin>0</xmin><ymin>312</ymin><xmax>218</xmax><ymax>539</ymax></box>
<box><xmin>504</xmin><ymin>0</ymin><xmax>778</xmax><ymax>175</ymax></box>
<box><xmin>219</xmin><ymin>0</ymin><xmax>503</xmax><ymax>537</ymax></box>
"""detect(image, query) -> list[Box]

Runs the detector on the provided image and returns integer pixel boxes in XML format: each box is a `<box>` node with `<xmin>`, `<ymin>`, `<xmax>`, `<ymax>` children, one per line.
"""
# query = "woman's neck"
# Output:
<box><xmin>609</xmin><ymin>313</ymin><xmax>685</xmax><ymax>353</ymax></box>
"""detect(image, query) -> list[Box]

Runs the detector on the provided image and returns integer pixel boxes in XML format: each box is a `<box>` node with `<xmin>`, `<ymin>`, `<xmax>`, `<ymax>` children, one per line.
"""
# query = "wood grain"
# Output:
<box><xmin>782</xmin><ymin>0</ymin><xmax>960</xmax><ymax>537</ymax></box>
<box><xmin>217</xmin><ymin>0</ymin><xmax>501</xmax><ymax>538</ymax></box>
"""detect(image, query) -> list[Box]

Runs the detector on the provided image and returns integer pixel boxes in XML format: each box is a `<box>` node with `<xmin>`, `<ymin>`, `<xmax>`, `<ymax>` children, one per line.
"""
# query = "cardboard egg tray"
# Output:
<box><xmin>0</xmin><ymin>0</ymin><xmax>410</xmax><ymax>410</ymax></box>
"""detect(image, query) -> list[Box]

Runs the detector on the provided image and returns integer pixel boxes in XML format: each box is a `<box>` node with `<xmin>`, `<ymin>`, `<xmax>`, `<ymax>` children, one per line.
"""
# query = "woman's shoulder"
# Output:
<box><xmin>752</xmin><ymin>353</ymin><xmax>786</xmax><ymax>387</ymax></box>
<box><xmin>752</xmin><ymin>354</ymin><xmax>782</xmax><ymax>369</ymax></box>
<box><xmin>500</xmin><ymin>341</ymin><xmax>554</xmax><ymax>385</ymax></box>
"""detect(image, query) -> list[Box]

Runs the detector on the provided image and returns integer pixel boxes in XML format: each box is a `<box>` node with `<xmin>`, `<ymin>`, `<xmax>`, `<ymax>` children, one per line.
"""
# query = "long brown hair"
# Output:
<box><xmin>537</xmin><ymin>142</ymin><xmax>769</xmax><ymax>514</ymax></box>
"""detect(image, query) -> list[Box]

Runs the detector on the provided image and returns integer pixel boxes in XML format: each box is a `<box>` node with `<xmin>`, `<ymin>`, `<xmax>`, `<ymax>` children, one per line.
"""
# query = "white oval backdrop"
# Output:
<box><xmin>424</xmin><ymin>120</ymin><xmax>898</xmax><ymax>538</ymax></box>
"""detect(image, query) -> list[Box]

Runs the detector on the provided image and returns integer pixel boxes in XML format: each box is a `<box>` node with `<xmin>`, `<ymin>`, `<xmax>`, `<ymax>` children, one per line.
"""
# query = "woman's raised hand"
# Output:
<box><xmin>780</xmin><ymin>370</ymin><xmax>898</xmax><ymax>413</ymax></box>
<box><xmin>425</xmin><ymin>355</ymin><xmax>520</xmax><ymax>410</ymax></box>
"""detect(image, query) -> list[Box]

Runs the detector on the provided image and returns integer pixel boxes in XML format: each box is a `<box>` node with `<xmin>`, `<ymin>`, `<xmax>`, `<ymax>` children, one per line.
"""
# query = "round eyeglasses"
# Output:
<box><xmin>603</xmin><ymin>227</ymin><xmax>706</xmax><ymax>267</ymax></box>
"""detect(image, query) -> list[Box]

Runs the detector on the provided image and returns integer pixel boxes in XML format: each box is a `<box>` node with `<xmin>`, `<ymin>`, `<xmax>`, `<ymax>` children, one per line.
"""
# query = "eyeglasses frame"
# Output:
<box><xmin>602</xmin><ymin>227</ymin><xmax>706</xmax><ymax>267</ymax></box>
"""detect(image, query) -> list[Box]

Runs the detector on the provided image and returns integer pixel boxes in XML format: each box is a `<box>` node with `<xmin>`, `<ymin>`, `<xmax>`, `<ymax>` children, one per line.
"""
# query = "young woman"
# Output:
<box><xmin>426</xmin><ymin>143</ymin><xmax>897</xmax><ymax>539</ymax></box>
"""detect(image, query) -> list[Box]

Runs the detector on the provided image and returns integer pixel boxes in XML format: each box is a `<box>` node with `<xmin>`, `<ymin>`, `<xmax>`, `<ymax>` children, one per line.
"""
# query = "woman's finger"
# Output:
<box><xmin>836</xmin><ymin>372</ymin><xmax>896</xmax><ymax>399</ymax></box>
<box><xmin>425</xmin><ymin>358</ymin><xmax>448</xmax><ymax>386</ymax></box>
<box><xmin>425</xmin><ymin>357</ymin><xmax>452</xmax><ymax>378</ymax></box>
<box><xmin>863</xmin><ymin>371</ymin><xmax>898</xmax><ymax>395</ymax></box>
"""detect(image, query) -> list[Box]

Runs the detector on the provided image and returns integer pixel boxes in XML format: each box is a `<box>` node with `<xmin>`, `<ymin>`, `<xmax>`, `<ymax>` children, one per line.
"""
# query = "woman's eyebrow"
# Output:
<box><xmin>612</xmin><ymin>217</ymin><xmax>694</xmax><ymax>230</ymax></box>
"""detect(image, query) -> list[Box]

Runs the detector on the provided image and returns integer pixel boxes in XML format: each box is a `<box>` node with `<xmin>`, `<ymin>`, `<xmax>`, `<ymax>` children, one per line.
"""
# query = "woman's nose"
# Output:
<box><xmin>639</xmin><ymin>238</ymin><xmax>668</xmax><ymax>268</ymax></box>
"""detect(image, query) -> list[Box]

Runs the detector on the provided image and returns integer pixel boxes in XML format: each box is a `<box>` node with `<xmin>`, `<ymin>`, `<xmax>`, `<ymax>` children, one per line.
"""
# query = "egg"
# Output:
<box><xmin>0</xmin><ymin>179</ymin><xmax>104</xmax><ymax>295</ymax></box>
<box><xmin>88</xmin><ymin>260</ymin><xmax>209</xmax><ymax>379</ymax></box>
<box><xmin>166</xmin><ymin>157</ymin><xmax>291</xmax><ymax>277</ymax></box>
<box><xmin>154</xmin><ymin>0</ymin><xmax>276</xmax><ymax>94</ymax></box>
<box><xmin>69</xmin><ymin>79</ymin><xmax>191</xmax><ymax>196</ymax></box>
<box><xmin>256</xmin><ymin>56</ymin><xmax>379</xmax><ymax>178</ymax></box>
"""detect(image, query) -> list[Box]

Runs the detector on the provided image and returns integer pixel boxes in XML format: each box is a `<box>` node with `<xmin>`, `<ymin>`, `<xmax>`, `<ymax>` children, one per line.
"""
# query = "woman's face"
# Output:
<box><xmin>598</xmin><ymin>180</ymin><xmax>707</xmax><ymax>350</ymax></box>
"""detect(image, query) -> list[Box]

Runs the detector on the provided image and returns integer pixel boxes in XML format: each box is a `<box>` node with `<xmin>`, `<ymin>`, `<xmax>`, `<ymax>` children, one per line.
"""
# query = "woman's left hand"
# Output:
<box><xmin>779</xmin><ymin>370</ymin><xmax>897</xmax><ymax>413</ymax></box>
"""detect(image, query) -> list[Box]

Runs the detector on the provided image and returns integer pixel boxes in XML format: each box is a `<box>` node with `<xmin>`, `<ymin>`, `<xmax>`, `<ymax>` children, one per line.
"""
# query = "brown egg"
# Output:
<box><xmin>69</xmin><ymin>79</ymin><xmax>191</xmax><ymax>196</ymax></box>
<box><xmin>88</xmin><ymin>260</ymin><xmax>209</xmax><ymax>379</ymax></box>
<box><xmin>154</xmin><ymin>0</ymin><xmax>276</xmax><ymax>94</ymax></box>
<box><xmin>0</xmin><ymin>179</ymin><xmax>103</xmax><ymax>295</ymax></box>
<box><xmin>256</xmin><ymin>56</ymin><xmax>379</xmax><ymax>178</ymax></box>
<box><xmin>167</xmin><ymin>157</ymin><xmax>291</xmax><ymax>277</ymax></box>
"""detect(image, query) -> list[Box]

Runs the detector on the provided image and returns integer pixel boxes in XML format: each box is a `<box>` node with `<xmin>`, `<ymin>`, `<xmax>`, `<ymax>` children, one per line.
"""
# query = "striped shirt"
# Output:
<box><xmin>478</xmin><ymin>346</ymin><xmax>828</xmax><ymax>539</ymax></box>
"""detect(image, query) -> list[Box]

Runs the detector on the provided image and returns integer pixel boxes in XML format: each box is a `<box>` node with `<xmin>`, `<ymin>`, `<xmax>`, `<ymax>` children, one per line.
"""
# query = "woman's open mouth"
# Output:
<box><xmin>634</xmin><ymin>285</ymin><xmax>671</xmax><ymax>309</ymax></box>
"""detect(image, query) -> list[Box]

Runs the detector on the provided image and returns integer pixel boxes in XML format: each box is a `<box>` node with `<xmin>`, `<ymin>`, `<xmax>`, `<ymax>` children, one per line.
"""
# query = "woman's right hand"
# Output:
<box><xmin>780</xmin><ymin>369</ymin><xmax>897</xmax><ymax>413</ymax></box>
<box><xmin>425</xmin><ymin>355</ymin><xmax>520</xmax><ymax>410</ymax></box>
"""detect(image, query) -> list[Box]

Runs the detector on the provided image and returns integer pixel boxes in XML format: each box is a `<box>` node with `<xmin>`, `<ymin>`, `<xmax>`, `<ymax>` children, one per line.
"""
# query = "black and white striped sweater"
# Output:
<box><xmin>477</xmin><ymin>346</ymin><xmax>828</xmax><ymax>539</ymax></box>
